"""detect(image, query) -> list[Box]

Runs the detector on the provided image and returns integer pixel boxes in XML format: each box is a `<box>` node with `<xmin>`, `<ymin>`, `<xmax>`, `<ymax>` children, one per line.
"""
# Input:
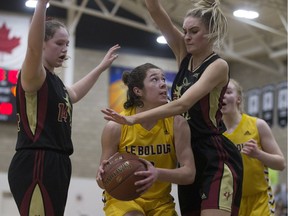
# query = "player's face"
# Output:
<box><xmin>43</xmin><ymin>27</ymin><xmax>69</xmax><ymax>70</ymax></box>
<box><xmin>140</xmin><ymin>68</ymin><xmax>168</xmax><ymax>109</ymax></box>
<box><xmin>221</xmin><ymin>82</ymin><xmax>240</xmax><ymax>115</ymax></box>
<box><xmin>182</xmin><ymin>16</ymin><xmax>211</xmax><ymax>54</ymax></box>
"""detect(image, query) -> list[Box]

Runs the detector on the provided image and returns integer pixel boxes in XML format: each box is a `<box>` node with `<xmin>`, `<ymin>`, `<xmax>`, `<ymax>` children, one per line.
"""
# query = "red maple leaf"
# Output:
<box><xmin>0</xmin><ymin>23</ymin><xmax>20</xmax><ymax>54</ymax></box>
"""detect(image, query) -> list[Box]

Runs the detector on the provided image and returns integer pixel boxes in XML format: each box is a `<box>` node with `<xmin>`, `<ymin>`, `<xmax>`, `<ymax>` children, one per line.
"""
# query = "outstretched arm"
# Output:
<box><xmin>102</xmin><ymin>58</ymin><xmax>229</xmax><ymax>125</ymax></box>
<box><xmin>67</xmin><ymin>44</ymin><xmax>120</xmax><ymax>103</ymax></box>
<box><xmin>21</xmin><ymin>0</ymin><xmax>49</xmax><ymax>92</ymax></box>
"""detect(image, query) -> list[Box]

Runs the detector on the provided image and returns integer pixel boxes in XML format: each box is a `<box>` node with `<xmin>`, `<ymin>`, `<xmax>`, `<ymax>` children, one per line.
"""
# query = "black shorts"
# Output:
<box><xmin>8</xmin><ymin>149</ymin><xmax>71</xmax><ymax>216</ymax></box>
<box><xmin>178</xmin><ymin>135</ymin><xmax>243</xmax><ymax>216</ymax></box>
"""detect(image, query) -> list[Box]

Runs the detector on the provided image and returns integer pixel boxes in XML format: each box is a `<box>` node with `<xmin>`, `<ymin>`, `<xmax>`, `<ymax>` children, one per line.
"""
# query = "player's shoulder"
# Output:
<box><xmin>255</xmin><ymin>117</ymin><xmax>270</xmax><ymax>130</ymax></box>
<box><xmin>173</xmin><ymin>115</ymin><xmax>188</xmax><ymax>128</ymax></box>
<box><xmin>104</xmin><ymin>120</ymin><xmax>122</xmax><ymax>133</ymax></box>
<box><xmin>213</xmin><ymin>57</ymin><xmax>229</xmax><ymax>71</ymax></box>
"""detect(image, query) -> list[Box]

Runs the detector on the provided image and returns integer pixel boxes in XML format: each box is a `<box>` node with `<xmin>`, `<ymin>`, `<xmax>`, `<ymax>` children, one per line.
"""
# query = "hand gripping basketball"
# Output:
<box><xmin>102</xmin><ymin>152</ymin><xmax>147</xmax><ymax>201</ymax></box>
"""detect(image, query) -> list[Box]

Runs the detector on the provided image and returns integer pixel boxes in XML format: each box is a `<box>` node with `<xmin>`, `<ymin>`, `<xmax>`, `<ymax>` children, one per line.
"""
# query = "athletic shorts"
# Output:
<box><xmin>8</xmin><ymin>149</ymin><xmax>71</xmax><ymax>216</ymax></box>
<box><xmin>239</xmin><ymin>191</ymin><xmax>275</xmax><ymax>216</ymax></box>
<box><xmin>178</xmin><ymin>135</ymin><xmax>243</xmax><ymax>216</ymax></box>
<box><xmin>103</xmin><ymin>191</ymin><xmax>178</xmax><ymax>216</ymax></box>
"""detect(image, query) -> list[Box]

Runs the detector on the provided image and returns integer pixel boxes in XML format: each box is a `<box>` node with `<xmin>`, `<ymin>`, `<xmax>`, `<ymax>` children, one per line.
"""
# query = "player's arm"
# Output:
<box><xmin>66</xmin><ymin>44</ymin><xmax>120</xmax><ymax>104</ymax></box>
<box><xmin>145</xmin><ymin>0</ymin><xmax>187</xmax><ymax>65</ymax></box>
<box><xmin>156</xmin><ymin>115</ymin><xmax>195</xmax><ymax>185</ymax></box>
<box><xmin>102</xmin><ymin>59</ymin><xmax>229</xmax><ymax>125</ymax></box>
<box><xmin>242</xmin><ymin>118</ymin><xmax>286</xmax><ymax>170</ymax></box>
<box><xmin>21</xmin><ymin>0</ymin><xmax>48</xmax><ymax>92</ymax></box>
<box><xmin>96</xmin><ymin>121</ymin><xmax>121</xmax><ymax>189</ymax></box>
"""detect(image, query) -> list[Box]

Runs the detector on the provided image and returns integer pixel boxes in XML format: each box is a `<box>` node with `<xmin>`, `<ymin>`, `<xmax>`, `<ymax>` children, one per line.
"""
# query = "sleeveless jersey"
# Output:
<box><xmin>16</xmin><ymin>70</ymin><xmax>73</xmax><ymax>155</ymax></box>
<box><xmin>119</xmin><ymin>107</ymin><xmax>176</xmax><ymax>199</ymax></box>
<box><xmin>224</xmin><ymin>114</ymin><xmax>272</xmax><ymax>196</ymax></box>
<box><xmin>171</xmin><ymin>53</ymin><xmax>226</xmax><ymax>139</ymax></box>
<box><xmin>174</xmin><ymin>53</ymin><xmax>243</xmax><ymax>215</ymax></box>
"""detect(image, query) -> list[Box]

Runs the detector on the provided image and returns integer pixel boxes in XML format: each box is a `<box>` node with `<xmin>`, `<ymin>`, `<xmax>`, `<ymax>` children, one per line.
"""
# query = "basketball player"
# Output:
<box><xmin>222</xmin><ymin>79</ymin><xmax>286</xmax><ymax>216</ymax></box>
<box><xmin>97</xmin><ymin>63</ymin><xmax>196</xmax><ymax>216</ymax></box>
<box><xmin>8</xmin><ymin>0</ymin><xmax>120</xmax><ymax>215</ymax></box>
<box><xmin>101</xmin><ymin>0</ymin><xmax>243</xmax><ymax>215</ymax></box>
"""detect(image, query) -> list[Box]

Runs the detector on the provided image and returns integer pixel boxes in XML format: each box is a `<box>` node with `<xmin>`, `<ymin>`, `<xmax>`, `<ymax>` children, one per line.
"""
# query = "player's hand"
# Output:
<box><xmin>134</xmin><ymin>159</ymin><xmax>158</xmax><ymax>194</ymax></box>
<box><xmin>241</xmin><ymin>139</ymin><xmax>260</xmax><ymax>158</ymax></box>
<box><xmin>99</xmin><ymin>44</ymin><xmax>120</xmax><ymax>71</ymax></box>
<box><xmin>96</xmin><ymin>159</ymin><xmax>110</xmax><ymax>182</ymax></box>
<box><xmin>101</xmin><ymin>108</ymin><xmax>135</xmax><ymax>125</ymax></box>
<box><xmin>96</xmin><ymin>152</ymin><xmax>121</xmax><ymax>182</ymax></box>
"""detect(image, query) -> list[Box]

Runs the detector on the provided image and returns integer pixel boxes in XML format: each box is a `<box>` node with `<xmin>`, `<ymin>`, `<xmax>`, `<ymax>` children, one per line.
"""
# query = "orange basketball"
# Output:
<box><xmin>102</xmin><ymin>152</ymin><xmax>147</xmax><ymax>201</ymax></box>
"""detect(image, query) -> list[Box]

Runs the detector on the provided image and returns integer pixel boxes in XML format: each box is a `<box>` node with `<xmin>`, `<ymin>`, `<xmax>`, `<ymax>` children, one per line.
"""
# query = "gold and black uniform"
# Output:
<box><xmin>172</xmin><ymin>53</ymin><xmax>243</xmax><ymax>216</ymax></box>
<box><xmin>8</xmin><ymin>69</ymin><xmax>73</xmax><ymax>216</ymax></box>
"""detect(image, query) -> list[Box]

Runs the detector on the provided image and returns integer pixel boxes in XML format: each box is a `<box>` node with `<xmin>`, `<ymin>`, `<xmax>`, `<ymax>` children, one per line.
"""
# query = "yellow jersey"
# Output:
<box><xmin>224</xmin><ymin>114</ymin><xmax>271</xmax><ymax>196</ymax></box>
<box><xmin>119</xmin><ymin>107</ymin><xmax>177</xmax><ymax>199</ymax></box>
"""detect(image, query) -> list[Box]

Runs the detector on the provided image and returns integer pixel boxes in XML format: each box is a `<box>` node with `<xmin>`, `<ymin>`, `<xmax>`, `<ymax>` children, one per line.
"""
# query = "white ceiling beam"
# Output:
<box><xmin>49</xmin><ymin>0</ymin><xmax>159</xmax><ymax>33</ymax></box>
<box><xmin>234</xmin><ymin>38</ymin><xmax>287</xmax><ymax>55</ymax></box>
<box><xmin>242</xmin><ymin>24</ymin><xmax>284</xmax><ymax>68</ymax></box>
<box><xmin>226</xmin><ymin>14</ymin><xmax>286</xmax><ymax>37</ymax></box>
<box><xmin>66</xmin><ymin>0</ymin><xmax>89</xmax><ymax>33</ymax></box>
<box><xmin>108</xmin><ymin>0</ymin><xmax>148</xmax><ymax>20</ymax></box>
<box><xmin>94</xmin><ymin>0</ymin><xmax>109</xmax><ymax>14</ymax></box>
<box><xmin>269</xmin><ymin>49</ymin><xmax>288</xmax><ymax>60</ymax></box>
<box><xmin>277</xmin><ymin>11</ymin><xmax>288</xmax><ymax>32</ymax></box>
<box><xmin>219</xmin><ymin>49</ymin><xmax>280</xmax><ymax>75</ymax></box>
<box><xmin>111</xmin><ymin>0</ymin><xmax>123</xmax><ymax>16</ymax></box>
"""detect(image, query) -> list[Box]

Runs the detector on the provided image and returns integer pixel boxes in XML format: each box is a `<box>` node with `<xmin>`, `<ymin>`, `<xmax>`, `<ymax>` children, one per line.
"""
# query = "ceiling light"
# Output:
<box><xmin>156</xmin><ymin>36</ymin><xmax>167</xmax><ymax>44</ymax></box>
<box><xmin>233</xmin><ymin>9</ymin><xmax>259</xmax><ymax>19</ymax></box>
<box><xmin>25</xmin><ymin>0</ymin><xmax>49</xmax><ymax>8</ymax></box>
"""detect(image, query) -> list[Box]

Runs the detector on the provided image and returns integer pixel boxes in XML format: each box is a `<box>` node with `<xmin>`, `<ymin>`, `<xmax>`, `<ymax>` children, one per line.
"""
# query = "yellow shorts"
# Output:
<box><xmin>103</xmin><ymin>192</ymin><xmax>178</xmax><ymax>216</ymax></box>
<box><xmin>239</xmin><ymin>191</ymin><xmax>275</xmax><ymax>216</ymax></box>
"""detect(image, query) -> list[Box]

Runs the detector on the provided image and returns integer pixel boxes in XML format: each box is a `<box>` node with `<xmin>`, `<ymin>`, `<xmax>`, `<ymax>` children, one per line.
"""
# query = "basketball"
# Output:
<box><xmin>102</xmin><ymin>152</ymin><xmax>147</xmax><ymax>201</ymax></box>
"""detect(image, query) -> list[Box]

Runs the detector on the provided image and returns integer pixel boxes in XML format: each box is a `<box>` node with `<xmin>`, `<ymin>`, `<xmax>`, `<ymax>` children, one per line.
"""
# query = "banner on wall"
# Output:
<box><xmin>0</xmin><ymin>14</ymin><xmax>30</xmax><ymax>122</ymax></box>
<box><xmin>246</xmin><ymin>88</ymin><xmax>261</xmax><ymax>117</ymax></box>
<box><xmin>109</xmin><ymin>66</ymin><xmax>176</xmax><ymax>113</ymax></box>
<box><xmin>0</xmin><ymin>14</ymin><xmax>30</xmax><ymax>69</ymax></box>
<box><xmin>262</xmin><ymin>85</ymin><xmax>274</xmax><ymax>127</ymax></box>
<box><xmin>277</xmin><ymin>82</ymin><xmax>287</xmax><ymax>128</ymax></box>
<box><xmin>109</xmin><ymin>66</ymin><xmax>130</xmax><ymax>113</ymax></box>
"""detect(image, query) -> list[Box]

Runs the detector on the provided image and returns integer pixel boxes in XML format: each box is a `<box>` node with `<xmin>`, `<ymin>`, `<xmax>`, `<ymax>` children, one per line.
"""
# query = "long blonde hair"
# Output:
<box><xmin>186</xmin><ymin>0</ymin><xmax>227</xmax><ymax>48</ymax></box>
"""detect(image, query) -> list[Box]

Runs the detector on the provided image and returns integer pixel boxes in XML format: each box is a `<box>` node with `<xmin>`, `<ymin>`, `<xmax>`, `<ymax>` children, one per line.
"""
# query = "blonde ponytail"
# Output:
<box><xmin>186</xmin><ymin>0</ymin><xmax>227</xmax><ymax>48</ymax></box>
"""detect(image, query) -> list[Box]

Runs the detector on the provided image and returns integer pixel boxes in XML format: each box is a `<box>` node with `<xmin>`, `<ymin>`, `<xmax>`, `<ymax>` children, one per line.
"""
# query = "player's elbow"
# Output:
<box><xmin>188</xmin><ymin>169</ymin><xmax>196</xmax><ymax>184</ymax></box>
<box><xmin>270</xmin><ymin>157</ymin><xmax>286</xmax><ymax>171</ymax></box>
<box><xmin>181</xmin><ymin>168</ymin><xmax>196</xmax><ymax>185</ymax></box>
<box><xmin>278</xmin><ymin>158</ymin><xmax>286</xmax><ymax>171</ymax></box>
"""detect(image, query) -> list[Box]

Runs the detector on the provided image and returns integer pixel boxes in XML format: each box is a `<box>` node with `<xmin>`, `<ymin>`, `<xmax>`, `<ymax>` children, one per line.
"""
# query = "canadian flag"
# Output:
<box><xmin>0</xmin><ymin>13</ymin><xmax>30</xmax><ymax>69</ymax></box>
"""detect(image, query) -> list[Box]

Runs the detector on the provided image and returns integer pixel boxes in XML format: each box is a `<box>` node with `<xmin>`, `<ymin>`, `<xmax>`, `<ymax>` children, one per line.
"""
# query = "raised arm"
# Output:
<box><xmin>145</xmin><ymin>0</ymin><xmax>187</xmax><ymax>65</ymax></box>
<box><xmin>21</xmin><ymin>0</ymin><xmax>49</xmax><ymax>92</ymax></box>
<box><xmin>67</xmin><ymin>44</ymin><xmax>120</xmax><ymax>103</ymax></box>
<box><xmin>156</xmin><ymin>115</ymin><xmax>195</xmax><ymax>185</ymax></box>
